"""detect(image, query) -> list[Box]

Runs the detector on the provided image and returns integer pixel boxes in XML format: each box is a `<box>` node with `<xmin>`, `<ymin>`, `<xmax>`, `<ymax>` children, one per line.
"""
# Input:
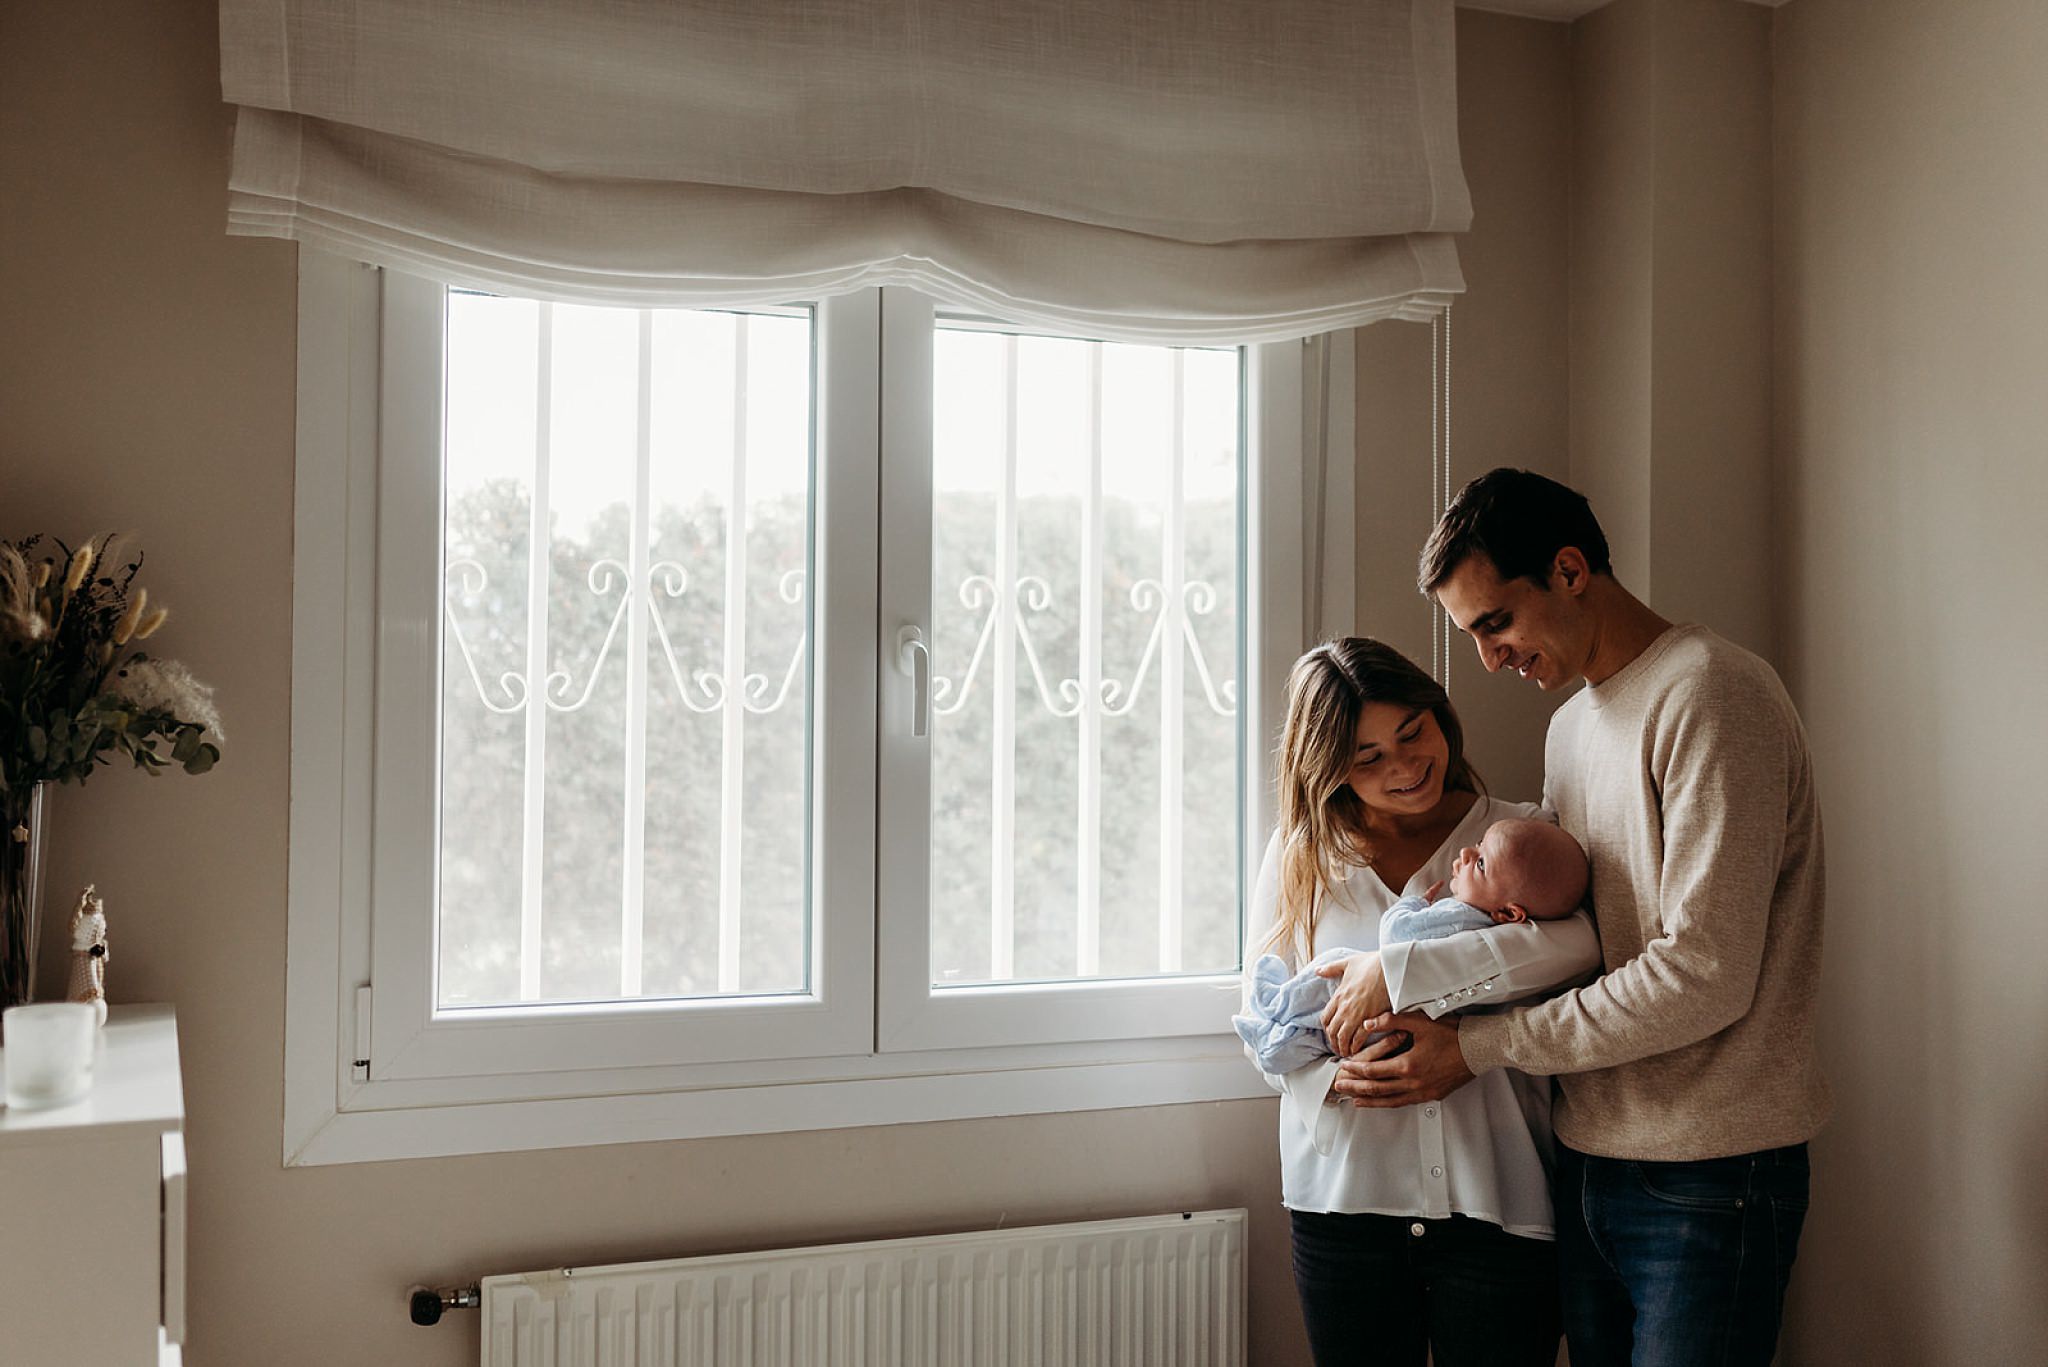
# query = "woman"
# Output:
<box><xmin>1248</xmin><ymin>637</ymin><xmax>1599</xmax><ymax>1367</ymax></box>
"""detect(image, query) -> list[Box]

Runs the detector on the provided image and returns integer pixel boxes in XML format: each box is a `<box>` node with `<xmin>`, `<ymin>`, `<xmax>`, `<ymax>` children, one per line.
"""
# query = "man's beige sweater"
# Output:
<box><xmin>1459</xmin><ymin>625</ymin><xmax>1832</xmax><ymax>1161</ymax></box>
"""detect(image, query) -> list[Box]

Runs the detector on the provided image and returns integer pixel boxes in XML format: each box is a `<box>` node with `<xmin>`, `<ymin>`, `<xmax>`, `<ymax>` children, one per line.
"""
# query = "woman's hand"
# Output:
<box><xmin>1332</xmin><ymin>1011</ymin><xmax>1475</xmax><ymax>1107</ymax></box>
<box><xmin>1316</xmin><ymin>951</ymin><xmax>1391</xmax><ymax>1056</ymax></box>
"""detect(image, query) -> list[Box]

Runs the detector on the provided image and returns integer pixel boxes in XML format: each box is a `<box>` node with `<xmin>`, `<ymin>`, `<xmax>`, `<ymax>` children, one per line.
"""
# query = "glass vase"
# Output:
<box><xmin>0</xmin><ymin>783</ymin><xmax>50</xmax><ymax>1013</ymax></box>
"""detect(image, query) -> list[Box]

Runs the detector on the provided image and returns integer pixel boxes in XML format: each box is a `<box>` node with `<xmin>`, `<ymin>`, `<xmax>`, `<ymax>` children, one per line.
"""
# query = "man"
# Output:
<box><xmin>1336</xmin><ymin>468</ymin><xmax>1830</xmax><ymax>1366</ymax></box>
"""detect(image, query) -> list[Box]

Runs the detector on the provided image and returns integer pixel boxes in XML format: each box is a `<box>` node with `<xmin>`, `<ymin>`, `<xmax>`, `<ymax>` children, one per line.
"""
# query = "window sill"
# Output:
<box><xmin>286</xmin><ymin>1045</ymin><xmax>1274</xmax><ymax>1166</ymax></box>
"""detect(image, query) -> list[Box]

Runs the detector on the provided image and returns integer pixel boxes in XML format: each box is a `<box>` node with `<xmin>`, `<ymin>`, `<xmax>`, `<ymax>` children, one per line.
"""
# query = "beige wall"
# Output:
<box><xmin>1773</xmin><ymin>0</ymin><xmax>2048</xmax><ymax>1360</ymax></box>
<box><xmin>1644</xmin><ymin>0</ymin><xmax>1772</xmax><ymax>653</ymax></box>
<box><xmin>1569</xmin><ymin>0</ymin><xmax>1774</xmax><ymax>658</ymax></box>
<box><xmin>0</xmin><ymin>4</ymin><xmax>1574</xmax><ymax>1364</ymax></box>
<box><xmin>1362</xmin><ymin>0</ymin><xmax>1774</xmax><ymax>808</ymax></box>
<box><xmin>1568</xmin><ymin>0</ymin><xmax>1657</xmax><ymax>593</ymax></box>
<box><xmin>1356</xmin><ymin>10</ymin><xmax>1574</xmax><ymax>803</ymax></box>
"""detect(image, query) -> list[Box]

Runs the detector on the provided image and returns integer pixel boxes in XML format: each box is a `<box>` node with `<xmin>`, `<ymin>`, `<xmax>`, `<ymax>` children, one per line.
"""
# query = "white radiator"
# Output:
<box><xmin>479</xmin><ymin>1209</ymin><xmax>1246</xmax><ymax>1367</ymax></box>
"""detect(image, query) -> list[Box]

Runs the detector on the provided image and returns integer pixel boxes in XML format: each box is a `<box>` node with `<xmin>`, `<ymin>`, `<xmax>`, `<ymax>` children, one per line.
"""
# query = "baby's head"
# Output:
<box><xmin>1448</xmin><ymin>818</ymin><xmax>1587</xmax><ymax>923</ymax></box>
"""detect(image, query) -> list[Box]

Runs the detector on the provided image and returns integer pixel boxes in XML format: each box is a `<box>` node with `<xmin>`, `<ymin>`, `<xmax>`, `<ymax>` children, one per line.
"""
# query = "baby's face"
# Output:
<box><xmin>1448</xmin><ymin>824</ymin><xmax>1526</xmax><ymax>915</ymax></box>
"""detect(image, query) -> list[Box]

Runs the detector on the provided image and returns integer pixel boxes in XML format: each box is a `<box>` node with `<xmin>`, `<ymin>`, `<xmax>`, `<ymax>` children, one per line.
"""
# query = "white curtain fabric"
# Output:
<box><xmin>222</xmin><ymin>0</ymin><xmax>1469</xmax><ymax>344</ymax></box>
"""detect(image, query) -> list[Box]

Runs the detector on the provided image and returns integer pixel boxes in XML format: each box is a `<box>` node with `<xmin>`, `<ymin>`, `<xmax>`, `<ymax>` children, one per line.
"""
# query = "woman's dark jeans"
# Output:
<box><xmin>1289</xmin><ymin>1209</ymin><xmax>1562</xmax><ymax>1366</ymax></box>
<box><xmin>1553</xmin><ymin>1141</ymin><xmax>1810</xmax><ymax>1367</ymax></box>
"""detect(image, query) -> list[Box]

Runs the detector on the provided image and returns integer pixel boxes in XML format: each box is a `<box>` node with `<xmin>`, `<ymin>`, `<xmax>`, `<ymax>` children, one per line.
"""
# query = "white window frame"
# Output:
<box><xmin>365</xmin><ymin>272</ymin><xmax>877</xmax><ymax>1083</ymax></box>
<box><xmin>283</xmin><ymin>252</ymin><xmax>1329</xmax><ymax>1165</ymax></box>
<box><xmin>876</xmin><ymin>291</ymin><xmax>1263</xmax><ymax>1052</ymax></box>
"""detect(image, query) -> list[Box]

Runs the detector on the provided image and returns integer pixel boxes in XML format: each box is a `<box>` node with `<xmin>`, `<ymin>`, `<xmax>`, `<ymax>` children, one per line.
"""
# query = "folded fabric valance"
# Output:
<box><xmin>222</xmin><ymin>0</ymin><xmax>1469</xmax><ymax>344</ymax></box>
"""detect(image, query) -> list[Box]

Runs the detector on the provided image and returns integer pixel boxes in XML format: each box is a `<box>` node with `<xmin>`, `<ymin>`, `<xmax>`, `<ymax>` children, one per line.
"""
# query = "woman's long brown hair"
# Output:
<box><xmin>1263</xmin><ymin>637</ymin><xmax>1481</xmax><ymax>958</ymax></box>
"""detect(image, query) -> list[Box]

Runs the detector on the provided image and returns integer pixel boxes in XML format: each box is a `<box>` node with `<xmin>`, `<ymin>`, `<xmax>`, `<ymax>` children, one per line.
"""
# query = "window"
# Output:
<box><xmin>436</xmin><ymin>296</ymin><xmax>814</xmax><ymax>1011</ymax></box>
<box><xmin>285</xmin><ymin>257</ymin><xmax>1319</xmax><ymax>1164</ymax></box>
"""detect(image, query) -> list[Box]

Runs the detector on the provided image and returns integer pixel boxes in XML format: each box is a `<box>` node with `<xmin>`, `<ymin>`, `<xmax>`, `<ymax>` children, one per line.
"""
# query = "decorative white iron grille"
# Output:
<box><xmin>925</xmin><ymin>328</ymin><xmax>1241</xmax><ymax>988</ymax></box>
<box><xmin>433</xmin><ymin>298</ymin><xmax>1242</xmax><ymax>1009</ymax></box>
<box><xmin>436</xmin><ymin>298</ymin><xmax>813</xmax><ymax>1009</ymax></box>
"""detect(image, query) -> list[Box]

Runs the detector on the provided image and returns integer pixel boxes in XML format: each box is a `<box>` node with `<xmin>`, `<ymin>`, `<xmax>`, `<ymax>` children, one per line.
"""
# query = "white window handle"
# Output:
<box><xmin>895</xmin><ymin>625</ymin><xmax>929</xmax><ymax>738</ymax></box>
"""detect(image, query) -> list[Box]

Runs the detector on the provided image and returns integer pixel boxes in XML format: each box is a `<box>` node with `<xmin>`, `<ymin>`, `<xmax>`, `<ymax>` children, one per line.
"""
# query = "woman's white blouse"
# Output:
<box><xmin>1247</xmin><ymin>796</ymin><xmax>1601</xmax><ymax>1238</ymax></box>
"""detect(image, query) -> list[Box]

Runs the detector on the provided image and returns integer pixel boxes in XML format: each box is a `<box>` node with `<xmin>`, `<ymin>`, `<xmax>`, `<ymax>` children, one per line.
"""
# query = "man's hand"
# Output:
<box><xmin>1316</xmin><ymin>951</ymin><xmax>1390</xmax><ymax>1056</ymax></box>
<box><xmin>1330</xmin><ymin>1010</ymin><xmax>1476</xmax><ymax>1107</ymax></box>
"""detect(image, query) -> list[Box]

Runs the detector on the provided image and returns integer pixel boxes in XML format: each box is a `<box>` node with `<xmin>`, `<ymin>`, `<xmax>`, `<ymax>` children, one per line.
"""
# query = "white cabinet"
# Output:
<box><xmin>0</xmin><ymin>1005</ymin><xmax>186</xmax><ymax>1366</ymax></box>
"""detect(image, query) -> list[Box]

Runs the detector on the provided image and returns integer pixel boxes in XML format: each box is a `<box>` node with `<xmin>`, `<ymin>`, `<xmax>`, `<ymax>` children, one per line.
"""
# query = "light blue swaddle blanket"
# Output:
<box><xmin>1379</xmin><ymin>892</ymin><xmax>1495</xmax><ymax>945</ymax></box>
<box><xmin>1241</xmin><ymin>902</ymin><xmax>1506</xmax><ymax>1154</ymax></box>
<box><xmin>1239</xmin><ymin>898</ymin><xmax>1496</xmax><ymax>1075</ymax></box>
<box><xmin>1234</xmin><ymin>946</ymin><xmax>1358</xmax><ymax>1074</ymax></box>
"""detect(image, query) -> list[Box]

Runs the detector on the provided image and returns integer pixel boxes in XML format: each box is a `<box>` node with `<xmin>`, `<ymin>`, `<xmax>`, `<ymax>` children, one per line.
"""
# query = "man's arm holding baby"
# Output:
<box><xmin>1325</xmin><ymin>908</ymin><xmax>1603</xmax><ymax>1105</ymax></box>
<box><xmin>1320</xmin><ymin>894</ymin><xmax>1599</xmax><ymax>1057</ymax></box>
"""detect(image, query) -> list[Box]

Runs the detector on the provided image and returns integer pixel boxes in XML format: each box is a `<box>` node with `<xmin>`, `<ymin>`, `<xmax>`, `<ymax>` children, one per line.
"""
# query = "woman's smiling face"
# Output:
<box><xmin>1345</xmin><ymin>701</ymin><xmax>1450</xmax><ymax>816</ymax></box>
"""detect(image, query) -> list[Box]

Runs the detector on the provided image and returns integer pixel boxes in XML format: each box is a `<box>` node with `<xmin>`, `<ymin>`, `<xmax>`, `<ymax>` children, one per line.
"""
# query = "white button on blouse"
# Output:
<box><xmin>1245</xmin><ymin>797</ymin><xmax>1601</xmax><ymax>1240</ymax></box>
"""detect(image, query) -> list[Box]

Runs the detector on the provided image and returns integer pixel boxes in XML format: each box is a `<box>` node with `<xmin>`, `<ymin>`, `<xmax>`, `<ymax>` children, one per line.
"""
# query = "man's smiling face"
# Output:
<box><xmin>1434</xmin><ymin>552</ymin><xmax>1590</xmax><ymax>691</ymax></box>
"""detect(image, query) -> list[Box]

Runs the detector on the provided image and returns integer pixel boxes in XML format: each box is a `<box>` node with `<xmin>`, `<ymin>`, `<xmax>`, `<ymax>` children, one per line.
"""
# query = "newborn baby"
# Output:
<box><xmin>1236</xmin><ymin>818</ymin><xmax>1588</xmax><ymax>1075</ymax></box>
<box><xmin>1381</xmin><ymin>816</ymin><xmax>1589</xmax><ymax>943</ymax></box>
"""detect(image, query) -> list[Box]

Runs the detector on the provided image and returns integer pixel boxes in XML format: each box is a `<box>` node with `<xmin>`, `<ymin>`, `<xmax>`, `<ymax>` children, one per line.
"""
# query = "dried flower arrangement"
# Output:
<box><xmin>1</xmin><ymin>533</ymin><xmax>222</xmax><ymax>1007</ymax></box>
<box><xmin>1</xmin><ymin>534</ymin><xmax>222</xmax><ymax>786</ymax></box>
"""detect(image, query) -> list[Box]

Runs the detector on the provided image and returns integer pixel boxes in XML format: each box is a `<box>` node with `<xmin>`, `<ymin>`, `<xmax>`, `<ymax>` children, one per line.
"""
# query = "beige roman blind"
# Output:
<box><xmin>221</xmin><ymin>0</ymin><xmax>1469</xmax><ymax>343</ymax></box>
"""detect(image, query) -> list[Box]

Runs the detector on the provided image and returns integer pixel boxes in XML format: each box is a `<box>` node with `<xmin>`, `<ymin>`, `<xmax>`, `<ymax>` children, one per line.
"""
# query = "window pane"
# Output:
<box><xmin>439</xmin><ymin>293</ymin><xmax>812</xmax><ymax>1008</ymax></box>
<box><xmin>928</xmin><ymin>325</ymin><xmax>1241</xmax><ymax>988</ymax></box>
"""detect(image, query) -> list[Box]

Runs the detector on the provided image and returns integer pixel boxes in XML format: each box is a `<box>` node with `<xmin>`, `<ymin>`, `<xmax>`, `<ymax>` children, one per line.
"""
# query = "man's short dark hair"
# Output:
<box><xmin>1417</xmin><ymin>467</ymin><xmax>1613</xmax><ymax>595</ymax></box>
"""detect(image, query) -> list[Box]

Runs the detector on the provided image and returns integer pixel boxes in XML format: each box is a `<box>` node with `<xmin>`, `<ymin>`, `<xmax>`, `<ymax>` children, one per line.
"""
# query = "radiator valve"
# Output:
<box><xmin>409</xmin><ymin>1284</ymin><xmax>481</xmax><ymax>1326</ymax></box>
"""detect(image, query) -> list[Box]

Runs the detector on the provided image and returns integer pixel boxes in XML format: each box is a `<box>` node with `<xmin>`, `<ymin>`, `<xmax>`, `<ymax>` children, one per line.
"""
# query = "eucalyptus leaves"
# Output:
<box><xmin>0</xmin><ymin>534</ymin><xmax>222</xmax><ymax>791</ymax></box>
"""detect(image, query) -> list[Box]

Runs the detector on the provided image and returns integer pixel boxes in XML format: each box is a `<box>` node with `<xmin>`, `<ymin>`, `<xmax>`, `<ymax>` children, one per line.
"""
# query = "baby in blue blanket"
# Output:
<box><xmin>1236</xmin><ymin>818</ymin><xmax>1588</xmax><ymax>1072</ymax></box>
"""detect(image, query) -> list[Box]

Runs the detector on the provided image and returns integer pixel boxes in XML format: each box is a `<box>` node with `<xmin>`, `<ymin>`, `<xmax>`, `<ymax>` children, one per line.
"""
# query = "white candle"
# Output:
<box><xmin>3</xmin><ymin>1002</ymin><xmax>97</xmax><ymax>1109</ymax></box>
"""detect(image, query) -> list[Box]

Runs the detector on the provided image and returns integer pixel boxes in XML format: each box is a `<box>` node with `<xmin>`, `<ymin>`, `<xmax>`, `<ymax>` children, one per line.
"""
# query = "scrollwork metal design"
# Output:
<box><xmin>927</xmin><ymin>571</ymin><xmax>1237</xmax><ymax>721</ymax></box>
<box><xmin>445</xmin><ymin>558</ymin><xmax>808</xmax><ymax>717</ymax></box>
<box><xmin>443</xmin><ymin>559</ymin><xmax>530</xmax><ymax>714</ymax></box>
<box><xmin>449</xmin><ymin>551</ymin><xmax>1226</xmax><ymax>726</ymax></box>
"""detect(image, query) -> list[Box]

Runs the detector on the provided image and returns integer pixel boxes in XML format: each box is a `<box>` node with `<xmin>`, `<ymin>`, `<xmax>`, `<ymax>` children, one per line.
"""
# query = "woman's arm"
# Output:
<box><xmin>1240</xmin><ymin>831</ymin><xmax>1292</xmax><ymax>1093</ymax></box>
<box><xmin>1379</xmin><ymin>911</ymin><xmax>1600</xmax><ymax>1019</ymax></box>
<box><xmin>1241</xmin><ymin>831</ymin><xmax>1361</xmax><ymax>1129</ymax></box>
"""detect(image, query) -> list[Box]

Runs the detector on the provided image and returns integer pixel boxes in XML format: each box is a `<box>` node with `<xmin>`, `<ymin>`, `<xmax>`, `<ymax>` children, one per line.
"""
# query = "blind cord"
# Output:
<box><xmin>1440</xmin><ymin>305</ymin><xmax>1452</xmax><ymax>695</ymax></box>
<box><xmin>1428</xmin><ymin>306</ymin><xmax>1455</xmax><ymax>692</ymax></box>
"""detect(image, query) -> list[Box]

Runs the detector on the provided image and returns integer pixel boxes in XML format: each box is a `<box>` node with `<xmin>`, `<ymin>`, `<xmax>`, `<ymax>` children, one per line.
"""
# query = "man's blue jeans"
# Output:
<box><xmin>1553</xmin><ymin>1140</ymin><xmax>1810</xmax><ymax>1367</ymax></box>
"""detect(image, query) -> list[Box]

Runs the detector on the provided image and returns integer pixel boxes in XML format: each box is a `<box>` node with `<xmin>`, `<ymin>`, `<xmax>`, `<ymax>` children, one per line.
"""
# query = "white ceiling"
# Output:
<box><xmin>1459</xmin><ymin>0</ymin><xmax>1789</xmax><ymax>22</ymax></box>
